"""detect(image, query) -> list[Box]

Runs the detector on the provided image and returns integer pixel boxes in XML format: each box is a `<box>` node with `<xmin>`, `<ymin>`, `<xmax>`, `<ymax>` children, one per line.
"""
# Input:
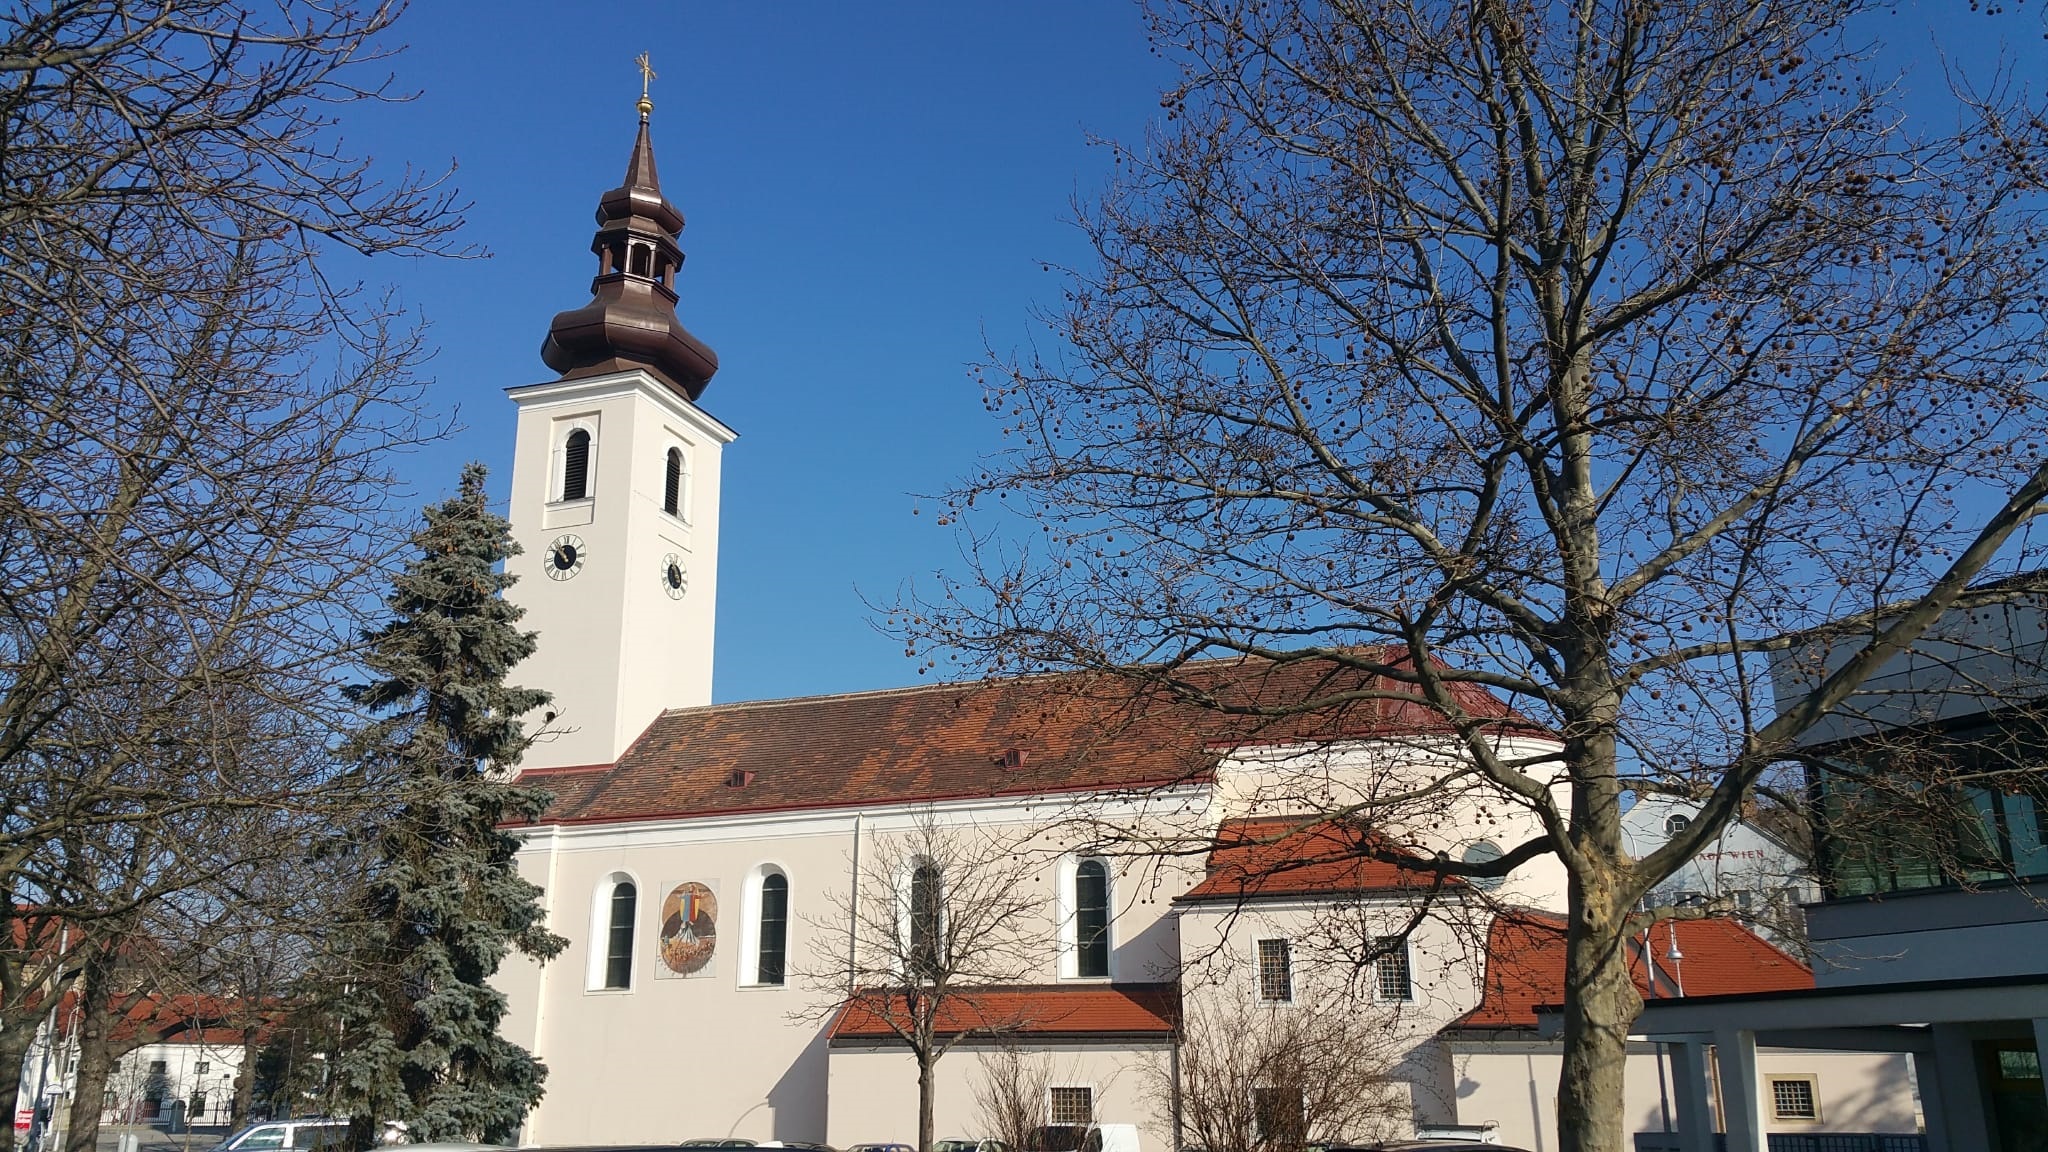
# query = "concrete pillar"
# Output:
<box><xmin>1714</xmin><ymin>1029</ymin><xmax>1763</xmax><ymax>1152</ymax></box>
<box><xmin>1669</xmin><ymin>1040</ymin><xmax>1716</xmax><ymax>1152</ymax></box>
<box><xmin>2034</xmin><ymin>1019</ymin><xmax>2048</xmax><ymax>1118</ymax></box>
<box><xmin>1913</xmin><ymin>1049</ymin><xmax>1950</xmax><ymax>1152</ymax></box>
<box><xmin>1929</xmin><ymin>1023</ymin><xmax>1993</xmax><ymax>1151</ymax></box>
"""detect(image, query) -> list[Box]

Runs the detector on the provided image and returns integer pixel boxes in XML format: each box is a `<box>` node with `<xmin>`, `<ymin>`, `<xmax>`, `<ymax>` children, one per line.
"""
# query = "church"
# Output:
<box><xmin>487</xmin><ymin>99</ymin><xmax>1915</xmax><ymax>1152</ymax></box>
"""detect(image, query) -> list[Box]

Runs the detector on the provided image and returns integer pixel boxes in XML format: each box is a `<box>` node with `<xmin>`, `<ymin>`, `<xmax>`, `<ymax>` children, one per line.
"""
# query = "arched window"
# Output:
<box><xmin>561</xmin><ymin>429</ymin><xmax>592</xmax><ymax>501</ymax></box>
<box><xmin>604</xmin><ymin>881</ymin><xmax>636</xmax><ymax>989</ymax></box>
<box><xmin>663</xmin><ymin>447</ymin><xmax>683</xmax><ymax>516</ymax></box>
<box><xmin>909</xmin><ymin>860</ymin><xmax>942</xmax><ymax>981</ymax></box>
<box><xmin>585</xmin><ymin>876</ymin><xmax>637</xmax><ymax>991</ymax></box>
<box><xmin>1075</xmin><ymin>859</ymin><xmax>1109</xmax><ymax>978</ymax></box>
<box><xmin>1462</xmin><ymin>840</ymin><xmax>1506</xmax><ymax>892</ymax></box>
<box><xmin>757</xmin><ymin>872</ymin><xmax>789</xmax><ymax>985</ymax></box>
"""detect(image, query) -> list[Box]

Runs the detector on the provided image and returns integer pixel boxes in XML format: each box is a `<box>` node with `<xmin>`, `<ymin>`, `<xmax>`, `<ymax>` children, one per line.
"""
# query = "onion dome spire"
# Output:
<box><xmin>540</xmin><ymin>60</ymin><xmax>719</xmax><ymax>401</ymax></box>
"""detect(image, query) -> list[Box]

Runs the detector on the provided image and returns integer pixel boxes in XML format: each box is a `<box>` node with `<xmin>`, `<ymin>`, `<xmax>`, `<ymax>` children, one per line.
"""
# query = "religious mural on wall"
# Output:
<box><xmin>657</xmin><ymin>881</ymin><xmax>717</xmax><ymax>977</ymax></box>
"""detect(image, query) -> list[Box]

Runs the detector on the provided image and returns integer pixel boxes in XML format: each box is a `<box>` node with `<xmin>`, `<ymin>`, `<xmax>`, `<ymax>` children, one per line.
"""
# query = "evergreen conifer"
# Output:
<box><xmin>326</xmin><ymin>463</ymin><xmax>565</xmax><ymax>1147</ymax></box>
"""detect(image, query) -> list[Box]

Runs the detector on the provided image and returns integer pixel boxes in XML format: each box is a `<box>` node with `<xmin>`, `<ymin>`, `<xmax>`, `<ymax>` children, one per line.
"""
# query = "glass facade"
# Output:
<box><xmin>1815</xmin><ymin>716</ymin><xmax>2048</xmax><ymax>898</ymax></box>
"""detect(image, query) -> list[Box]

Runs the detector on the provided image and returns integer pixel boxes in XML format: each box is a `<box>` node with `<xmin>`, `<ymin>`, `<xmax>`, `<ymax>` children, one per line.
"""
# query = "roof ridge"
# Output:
<box><xmin>655</xmin><ymin>650</ymin><xmax>1377</xmax><ymax>717</ymax></box>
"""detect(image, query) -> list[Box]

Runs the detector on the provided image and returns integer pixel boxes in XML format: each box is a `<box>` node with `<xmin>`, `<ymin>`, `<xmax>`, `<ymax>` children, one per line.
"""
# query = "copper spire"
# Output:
<box><xmin>540</xmin><ymin>66</ymin><xmax>718</xmax><ymax>401</ymax></box>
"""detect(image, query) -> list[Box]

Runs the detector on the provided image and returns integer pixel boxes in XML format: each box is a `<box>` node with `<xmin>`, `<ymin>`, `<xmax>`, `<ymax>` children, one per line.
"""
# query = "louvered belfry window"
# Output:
<box><xmin>562</xmin><ymin>429</ymin><xmax>591</xmax><ymax>501</ymax></box>
<box><xmin>664</xmin><ymin>447</ymin><xmax>683</xmax><ymax>515</ymax></box>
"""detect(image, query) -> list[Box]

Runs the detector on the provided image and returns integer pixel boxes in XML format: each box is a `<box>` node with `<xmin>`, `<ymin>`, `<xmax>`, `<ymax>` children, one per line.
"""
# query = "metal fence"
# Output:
<box><xmin>1632</xmin><ymin>1136</ymin><xmax>1927</xmax><ymax>1152</ymax></box>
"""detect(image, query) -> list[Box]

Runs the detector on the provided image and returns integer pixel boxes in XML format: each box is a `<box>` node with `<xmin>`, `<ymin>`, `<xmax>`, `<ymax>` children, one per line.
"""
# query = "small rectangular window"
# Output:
<box><xmin>195</xmin><ymin>1062</ymin><xmax>209</xmax><ymax>1074</ymax></box>
<box><xmin>1256</xmin><ymin>938</ymin><xmax>1293</xmax><ymax>1003</ymax></box>
<box><xmin>1048</xmin><ymin>1085</ymin><xmax>1093</xmax><ymax>1125</ymax></box>
<box><xmin>1376</xmin><ymin>936</ymin><xmax>1413</xmax><ymax>1001</ymax></box>
<box><xmin>1253</xmin><ymin>1085</ymin><xmax>1305</xmax><ymax>1145</ymax></box>
<box><xmin>1769</xmin><ymin>1077</ymin><xmax>1818</xmax><ymax>1120</ymax></box>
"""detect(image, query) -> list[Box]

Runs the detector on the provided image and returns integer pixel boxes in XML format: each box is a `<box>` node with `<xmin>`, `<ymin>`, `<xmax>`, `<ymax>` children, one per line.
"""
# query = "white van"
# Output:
<box><xmin>1027</xmin><ymin>1125</ymin><xmax>1139</xmax><ymax>1152</ymax></box>
<box><xmin>1081</xmin><ymin>1125</ymin><xmax>1139</xmax><ymax>1152</ymax></box>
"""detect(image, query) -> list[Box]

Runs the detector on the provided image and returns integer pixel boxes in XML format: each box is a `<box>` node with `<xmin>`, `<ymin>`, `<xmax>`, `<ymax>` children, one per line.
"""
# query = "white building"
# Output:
<box><xmin>487</xmin><ymin>102</ymin><xmax>1914</xmax><ymax>1152</ymax></box>
<box><xmin>1619</xmin><ymin>795</ymin><xmax>1818</xmax><ymax>941</ymax></box>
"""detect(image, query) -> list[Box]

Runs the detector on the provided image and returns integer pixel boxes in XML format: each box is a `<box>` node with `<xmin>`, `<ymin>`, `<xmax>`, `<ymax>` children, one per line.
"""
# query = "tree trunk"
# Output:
<box><xmin>62</xmin><ymin>952</ymin><xmax>115</xmax><ymax>1152</ymax></box>
<box><xmin>0</xmin><ymin>1020</ymin><xmax>37</xmax><ymax>1152</ymax></box>
<box><xmin>230</xmin><ymin>1030</ymin><xmax>258</xmax><ymax>1128</ymax></box>
<box><xmin>1555</xmin><ymin>886</ymin><xmax>1643</xmax><ymax>1152</ymax></box>
<box><xmin>917</xmin><ymin>1054</ymin><xmax>935</xmax><ymax>1152</ymax></box>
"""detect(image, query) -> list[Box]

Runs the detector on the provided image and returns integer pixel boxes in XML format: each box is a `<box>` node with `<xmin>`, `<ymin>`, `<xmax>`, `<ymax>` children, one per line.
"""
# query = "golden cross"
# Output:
<box><xmin>635</xmin><ymin>52</ymin><xmax>657</xmax><ymax>101</ymax></box>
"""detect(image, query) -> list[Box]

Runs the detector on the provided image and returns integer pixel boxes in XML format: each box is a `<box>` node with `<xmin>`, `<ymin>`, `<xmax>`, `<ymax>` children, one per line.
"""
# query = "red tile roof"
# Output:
<box><xmin>524</xmin><ymin>652</ymin><xmax>1542</xmax><ymax>826</ymax></box>
<box><xmin>1454</xmin><ymin>912</ymin><xmax>1812</xmax><ymax>1030</ymax></box>
<box><xmin>1179</xmin><ymin>817</ymin><xmax>1459</xmax><ymax>902</ymax></box>
<box><xmin>826</xmin><ymin>983</ymin><xmax>1178</xmax><ymax>1042</ymax></box>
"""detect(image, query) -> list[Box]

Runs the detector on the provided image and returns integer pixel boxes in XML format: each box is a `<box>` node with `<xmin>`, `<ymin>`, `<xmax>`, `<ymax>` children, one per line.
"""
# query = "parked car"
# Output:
<box><xmin>1026</xmin><ymin>1126</ymin><xmax>1137</xmax><ymax>1152</ymax></box>
<box><xmin>681</xmin><ymin>1143</ymin><xmax>757</xmax><ymax>1149</ymax></box>
<box><xmin>935</xmin><ymin>1140</ymin><xmax>1008</xmax><ymax>1152</ymax></box>
<box><xmin>845</xmin><ymin>1144</ymin><xmax>913</xmax><ymax>1152</ymax></box>
<box><xmin>1315</xmin><ymin>1142</ymin><xmax>1534</xmax><ymax>1152</ymax></box>
<box><xmin>206</xmin><ymin>1119</ymin><xmax>352</xmax><ymax>1152</ymax></box>
<box><xmin>757</xmin><ymin>1144</ymin><xmax>835</xmax><ymax>1152</ymax></box>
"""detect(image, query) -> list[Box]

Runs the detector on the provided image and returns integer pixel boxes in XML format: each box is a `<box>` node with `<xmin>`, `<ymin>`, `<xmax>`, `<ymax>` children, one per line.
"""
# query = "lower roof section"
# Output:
<box><xmin>826</xmin><ymin>982</ymin><xmax>1178</xmax><ymax>1045</ymax></box>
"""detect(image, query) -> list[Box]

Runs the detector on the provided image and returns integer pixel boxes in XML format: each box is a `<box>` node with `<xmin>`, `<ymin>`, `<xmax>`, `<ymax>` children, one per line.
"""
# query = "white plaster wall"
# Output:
<box><xmin>824</xmin><ymin>1043</ymin><xmax>1168</xmax><ymax>1151</ymax></box>
<box><xmin>1620</xmin><ymin>797</ymin><xmax>1817</xmax><ymax>908</ymax></box>
<box><xmin>1446</xmin><ymin>1043</ymin><xmax>1919</xmax><ymax>1152</ymax></box>
<box><xmin>101</xmin><ymin>1040</ymin><xmax>245</xmax><ymax>1124</ymax></box>
<box><xmin>506</xmin><ymin>797</ymin><xmax>1206</xmax><ymax>1147</ymax></box>
<box><xmin>502</xmin><ymin>370</ymin><xmax>734</xmax><ymax>771</ymax></box>
<box><xmin>1174</xmin><ymin>899</ymin><xmax>1492</xmax><ymax>1136</ymax></box>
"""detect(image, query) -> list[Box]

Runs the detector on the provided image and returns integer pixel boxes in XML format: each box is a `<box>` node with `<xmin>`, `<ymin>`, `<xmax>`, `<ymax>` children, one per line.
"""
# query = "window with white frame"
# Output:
<box><xmin>602</xmin><ymin>882</ymin><xmax>636</xmax><ymax>988</ymax></box>
<box><xmin>1253</xmin><ymin>1085</ymin><xmax>1305</xmax><ymax>1145</ymax></box>
<box><xmin>1256</xmin><ymin>938</ymin><xmax>1293</xmax><ymax>1003</ymax></box>
<box><xmin>739</xmin><ymin>863</ymin><xmax>791</xmax><ymax>988</ymax></box>
<box><xmin>1769</xmin><ymin>1076</ymin><xmax>1819</xmax><ymax>1121</ymax></box>
<box><xmin>585</xmin><ymin>872</ymin><xmax>639</xmax><ymax>991</ymax></box>
<box><xmin>907</xmin><ymin>858</ymin><xmax>943</xmax><ymax>982</ymax></box>
<box><xmin>1375</xmin><ymin>936</ymin><xmax>1413</xmax><ymax>1001</ymax></box>
<box><xmin>1048</xmin><ymin>1085</ymin><xmax>1093</xmax><ymax>1125</ymax></box>
<box><xmin>1074</xmin><ymin>858</ymin><xmax>1110</xmax><ymax>978</ymax></box>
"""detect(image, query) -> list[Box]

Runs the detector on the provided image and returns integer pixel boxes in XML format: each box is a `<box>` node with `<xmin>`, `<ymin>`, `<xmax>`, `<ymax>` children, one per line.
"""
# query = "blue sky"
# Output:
<box><xmin>342</xmin><ymin>1</ymin><xmax>1173</xmax><ymax>703</ymax></box>
<box><xmin>341</xmin><ymin>1</ymin><xmax>2040</xmax><ymax>705</ymax></box>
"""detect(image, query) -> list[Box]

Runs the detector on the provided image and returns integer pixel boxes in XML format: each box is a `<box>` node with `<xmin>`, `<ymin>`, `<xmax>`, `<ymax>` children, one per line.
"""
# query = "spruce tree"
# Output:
<box><xmin>327</xmin><ymin>463</ymin><xmax>565</xmax><ymax>1147</ymax></box>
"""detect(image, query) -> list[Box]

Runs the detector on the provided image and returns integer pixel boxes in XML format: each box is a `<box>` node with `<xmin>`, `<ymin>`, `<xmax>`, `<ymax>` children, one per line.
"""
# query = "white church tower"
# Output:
<box><xmin>503</xmin><ymin>91</ymin><xmax>734</xmax><ymax>770</ymax></box>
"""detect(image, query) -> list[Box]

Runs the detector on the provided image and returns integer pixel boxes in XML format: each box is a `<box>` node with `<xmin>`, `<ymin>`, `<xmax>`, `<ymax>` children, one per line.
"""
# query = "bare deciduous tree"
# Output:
<box><xmin>903</xmin><ymin>3</ymin><xmax>2048</xmax><ymax>1150</ymax></box>
<box><xmin>799</xmin><ymin>813</ymin><xmax>1047</xmax><ymax>1152</ymax></box>
<box><xmin>972</xmin><ymin>1044</ymin><xmax>1059</xmax><ymax>1152</ymax></box>
<box><xmin>0</xmin><ymin>2</ymin><xmax>463</xmax><ymax>1140</ymax></box>
<box><xmin>1157</xmin><ymin>988</ymin><xmax>1408</xmax><ymax>1152</ymax></box>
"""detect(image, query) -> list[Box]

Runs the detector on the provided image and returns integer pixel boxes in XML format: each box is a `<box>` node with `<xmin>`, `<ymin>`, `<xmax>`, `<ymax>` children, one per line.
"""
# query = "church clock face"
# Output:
<box><xmin>545</xmin><ymin>533</ymin><xmax>585</xmax><ymax>581</ymax></box>
<box><xmin>660</xmin><ymin>552</ymin><xmax>688</xmax><ymax>600</ymax></box>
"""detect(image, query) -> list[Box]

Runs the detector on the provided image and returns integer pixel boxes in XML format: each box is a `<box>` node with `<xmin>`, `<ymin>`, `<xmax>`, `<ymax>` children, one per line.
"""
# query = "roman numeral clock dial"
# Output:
<box><xmin>546</xmin><ymin>533</ymin><xmax>585</xmax><ymax>581</ymax></box>
<box><xmin>661</xmin><ymin>552</ymin><xmax>688</xmax><ymax>600</ymax></box>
